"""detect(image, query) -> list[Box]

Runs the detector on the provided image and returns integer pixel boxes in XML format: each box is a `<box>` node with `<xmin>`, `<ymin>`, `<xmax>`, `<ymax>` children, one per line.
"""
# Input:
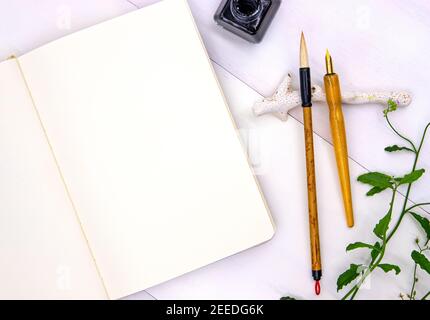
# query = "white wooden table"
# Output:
<box><xmin>1</xmin><ymin>0</ymin><xmax>429</xmax><ymax>300</ymax></box>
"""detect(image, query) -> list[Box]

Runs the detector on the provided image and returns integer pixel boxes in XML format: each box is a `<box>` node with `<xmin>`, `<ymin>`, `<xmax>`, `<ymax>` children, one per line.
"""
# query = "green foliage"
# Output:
<box><xmin>410</xmin><ymin>212</ymin><xmax>430</xmax><ymax>241</ymax></box>
<box><xmin>346</xmin><ymin>242</ymin><xmax>375</xmax><ymax>252</ymax></box>
<box><xmin>336</xmin><ymin>100</ymin><xmax>430</xmax><ymax>300</ymax></box>
<box><xmin>373</xmin><ymin>211</ymin><xmax>391</xmax><ymax>239</ymax></box>
<box><xmin>337</xmin><ymin>264</ymin><xmax>361</xmax><ymax>292</ymax></box>
<box><xmin>357</xmin><ymin>172</ymin><xmax>393</xmax><ymax>189</ymax></box>
<box><xmin>371</xmin><ymin>242</ymin><xmax>382</xmax><ymax>262</ymax></box>
<box><xmin>383</xmin><ymin>99</ymin><xmax>397</xmax><ymax>116</ymax></box>
<box><xmin>384</xmin><ymin>145</ymin><xmax>413</xmax><ymax>153</ymax></box>
<box><xmin>395</xmin><ymin>169</ymin><xmax>425</xmax><ymax>186</ymax></box>
<box><xmin>411</xmin><ymin>251</ymin><xmax>430</xmax><ymax>275</ymax></box>
<box><xmin>357</xmin><ymin>172</ymin><xmax>394</xmax><ymax>196</ymax></box>
<box><xmin>377</xmin><ymin>264</ymin><xmax>401</xmax><ymax>275</ymax></box>
<box><xmin>365</xmin><ymin>186</ymin><xmax>387</xmax><ymax>196</ymax></box>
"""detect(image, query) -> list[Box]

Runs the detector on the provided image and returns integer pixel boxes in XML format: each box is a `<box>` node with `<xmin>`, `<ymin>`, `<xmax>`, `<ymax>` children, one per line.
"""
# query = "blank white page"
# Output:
<box><xmin>19</xmin><ymin>0</ymin><xmax>274</xmax><ymax>299</ymax></box>
<box><xmin>0</xmin><ymin>59</ymin><xmax>107</xmax><ymax>299</ymax></box>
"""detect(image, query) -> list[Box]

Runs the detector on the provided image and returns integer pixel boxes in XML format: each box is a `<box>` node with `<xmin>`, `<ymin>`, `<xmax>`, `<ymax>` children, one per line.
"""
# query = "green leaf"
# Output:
<box><xmin>383</xmin><ymin>99</ymin><xmax>398</xmax><ymax>116</ymax></box>
<box><xmin>337</xmin><ymin>264</ymin><xmax>361</xmax><ymax>291</ymax></box>
<box><xmin>395</xmin><ymin>169</ymin><xmax>425</xmax><ymax>186</ymax></box>
<box><xmin>411</xmin><ymin>251</ymin><xmax>430</xmax><ymax>275</ymax></box>
<box><xmin>410</xmin><ymin>212</ymin><xmax>430</xmax><ymax>241</ymax></box>
<box><xmin>384</xmin><ymin>145</ymin><xmax>414</xmax><ymax>153</ymax></box>
<box><xmin>357</xmin><ymin>172</ymin><xmax>393</xmax><ymax>189</ymax></box>
<box><xmin>371</xmin><ymin>242</ymin><xmax>382</xmax><ymax>262</ymax></box>
<box><xmin>377</xmin><ymin>264</ymin><xmax>401</xmax><ymax>275</ymax></box>
<box><xmin>366</xmin><ymin>186</ymin><xmax>388</xmax><ymax>196</ymax></box>
<box><xmin>346</xmin><ymin>242</ymin><xmax>375</xmax><ymax>252</ymax></box>
<box><xmin>373</xmin><ymin>211</ymin><xmax>392</xmax><ymax>239</ymax></box>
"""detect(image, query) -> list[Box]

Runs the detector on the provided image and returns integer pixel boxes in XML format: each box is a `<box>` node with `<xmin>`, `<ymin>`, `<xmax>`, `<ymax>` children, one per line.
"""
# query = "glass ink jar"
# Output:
<box><xmin>214</xmin><ymin>0</ymin><xmax>281</xmax><ymax>43</ymax></box>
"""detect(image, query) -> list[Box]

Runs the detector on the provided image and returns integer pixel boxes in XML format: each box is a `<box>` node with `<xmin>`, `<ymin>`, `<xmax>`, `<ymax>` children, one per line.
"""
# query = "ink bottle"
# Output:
<box><xmin>214</xmin><ymin>0</ymin><xmax>281</xmax><ymax>43</ymax></box>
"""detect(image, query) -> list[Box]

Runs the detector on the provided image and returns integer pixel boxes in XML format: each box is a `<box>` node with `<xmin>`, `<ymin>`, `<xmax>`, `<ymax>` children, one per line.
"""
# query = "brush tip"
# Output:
<box><xmin>299</xmin><ymin>32</ymin><xmax>309</xmax><ymax>68</ymax></box>
<box><xmin>300</xmin><ymin>32</ymin><xmax>306</xmax><ymax>44</ymax></box>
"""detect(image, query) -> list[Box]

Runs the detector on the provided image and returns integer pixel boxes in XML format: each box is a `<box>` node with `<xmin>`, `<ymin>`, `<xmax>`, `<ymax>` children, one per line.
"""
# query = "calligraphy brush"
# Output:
<box><xmin>300</xmin><ymin>32</ymin><xmax>322</xmax><ymax>295</ymax></box>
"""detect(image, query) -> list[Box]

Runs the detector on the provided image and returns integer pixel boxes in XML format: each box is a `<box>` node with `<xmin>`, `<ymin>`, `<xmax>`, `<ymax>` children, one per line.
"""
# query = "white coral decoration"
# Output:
<box><xmin>253</xmin><ymin>73</ymin><xmax>412</xmax><ymax>121</ymax></box>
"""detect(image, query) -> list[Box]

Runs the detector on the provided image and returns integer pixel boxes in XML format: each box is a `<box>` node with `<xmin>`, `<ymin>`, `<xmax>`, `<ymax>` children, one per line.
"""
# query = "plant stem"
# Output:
<box><xmin>341</xmin><ymin>284</ymin><xmax>358</xmax><ymax>300</ymax></box>
<box><xmin>409</xmin><ymin>238</ymin><xmax>429</xmax><ymax>300</ymax></box>
<box><xmin>339</xmin><ymin>117</ymin><xmax>429</xmax><ymax>301</ymax></box>
<box><xmin>386</xmin><ymin>122</ymin><xmax>429</xmax><ymax>242</ymax></box>
<box><xmin>385</xmin><ymin>115</ymin><xmax>417</xmax><ymax>152</ymax></box>
<box><xmin>419</xmin><ymin>123</ymin><xmax>430</xmax><ymax>150</ymax></box>
<box><xmin>341</xmin><ymin>188</ymin><xmax>397</xmax><ymax>300</ymax></box>
<box><xmin>422</xmin><ymin>291</ymin><xmax>430</xmax><ymax>300</ymax></box>
<box><xmin>349</xmin><ymin>286</ymin><xmax>360</xmax><ymax>300</ymax></box>
<box><xmin>385</xmin><ymin>154</ymin><xmax>419</xmax><ymax>243</ymax></box>
<box><xmin>385</xmin><ymin>120</ymin><xmax>429</xmax><ymax>243</ymax></box>
<box><xmin>409</xmin><ymin>262</ymin><xmax>418</xmax><ymax>300</ymax></box>
<box><xmin>405</xmin><ymin>202</ymin><xmax>430</xmax><ymax>213</ymax></box>
<box><xmin>404</xmin><ymin>129</ymin><xmax>430</xmax><ymax>300</ymax></box>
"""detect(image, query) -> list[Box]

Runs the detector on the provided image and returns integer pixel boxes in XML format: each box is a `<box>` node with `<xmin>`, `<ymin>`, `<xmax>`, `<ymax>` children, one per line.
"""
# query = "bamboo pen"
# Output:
<box><xmin>324</xmin><ymin>50</ymin><xmax>354</xmax><ymax>228</ymax></box>
<box><xmin>300</xmin><ymin>33</ymin><xmax>322</xmax><ymax>295</ymax></box>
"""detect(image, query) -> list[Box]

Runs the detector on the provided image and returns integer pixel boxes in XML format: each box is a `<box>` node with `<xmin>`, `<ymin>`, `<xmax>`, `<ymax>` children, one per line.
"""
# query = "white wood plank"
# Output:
<box><xmin>143</xmin><ymin>62</ymin><xmax>429</xmax><ymax>300</ymax></box>
<box><xmin>130</xmin><ymin>0</ymin><xmax>430</xmax><ymax>208</ymax></box>
<box><xmin>1</xmin><ymin>0</ymin><xmax>429</xmax><ymax>300</ymax></box>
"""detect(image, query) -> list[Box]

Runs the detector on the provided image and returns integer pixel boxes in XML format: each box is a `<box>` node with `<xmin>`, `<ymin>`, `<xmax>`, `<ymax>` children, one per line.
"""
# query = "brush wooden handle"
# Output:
<box><xmin>324</xmin><ymin>74</ymin><xmax>354</xmax><ymax>228</ymax></box>
<box><xmin>303</xmin><ymin>107</ymin><xmax>322</xmax><ymax>273</ymax></box>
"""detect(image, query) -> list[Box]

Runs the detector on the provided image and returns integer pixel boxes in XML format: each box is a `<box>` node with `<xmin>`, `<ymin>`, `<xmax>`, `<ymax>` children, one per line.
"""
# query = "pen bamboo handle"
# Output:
<box><xmin>303</xmin><ymin>107</ymin><xmax>322</xmax><ymax>274</ymax></box>
<box><xmin>324</xmin><ymin>74</ymin><xmax>354</xmax><ymax>228</ymax></box>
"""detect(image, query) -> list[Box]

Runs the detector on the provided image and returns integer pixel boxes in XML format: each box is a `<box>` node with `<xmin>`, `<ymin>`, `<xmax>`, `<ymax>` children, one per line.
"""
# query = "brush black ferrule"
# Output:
<box><xmin>312</xmin><ymin>270</ymin><xmax>322</xmax><ymax>281</ymax></box>
<box><xmin>300</xmin><ymin>67</ymin><xmax>312</xmax><ymax>107</ymax></box>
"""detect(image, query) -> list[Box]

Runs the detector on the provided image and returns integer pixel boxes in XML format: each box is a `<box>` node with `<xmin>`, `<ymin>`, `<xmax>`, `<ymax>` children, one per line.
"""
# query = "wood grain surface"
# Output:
<box><xmin>303</xmin><ymin>106</ymin><xmax>322</xmax><ymax>272</ymax></box>
<box><xmin>324</xmin><ymin>74</ymin><xmax>354</xmax><ymax>228</ymax></box>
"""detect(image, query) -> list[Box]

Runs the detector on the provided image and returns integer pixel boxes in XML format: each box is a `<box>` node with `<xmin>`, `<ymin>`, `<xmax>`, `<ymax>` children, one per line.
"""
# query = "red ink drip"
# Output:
<box><xmin>315</xmin><ymin>280</ymin><xmax>321</xmax><ymax>295</ymax></box>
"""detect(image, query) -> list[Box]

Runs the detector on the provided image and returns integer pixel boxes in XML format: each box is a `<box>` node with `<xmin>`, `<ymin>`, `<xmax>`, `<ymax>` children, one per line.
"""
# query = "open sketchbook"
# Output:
<box><xmin>0</xmin><ymin>0</ymin><xmax>274</xmax><ymax>299</ymax></box>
